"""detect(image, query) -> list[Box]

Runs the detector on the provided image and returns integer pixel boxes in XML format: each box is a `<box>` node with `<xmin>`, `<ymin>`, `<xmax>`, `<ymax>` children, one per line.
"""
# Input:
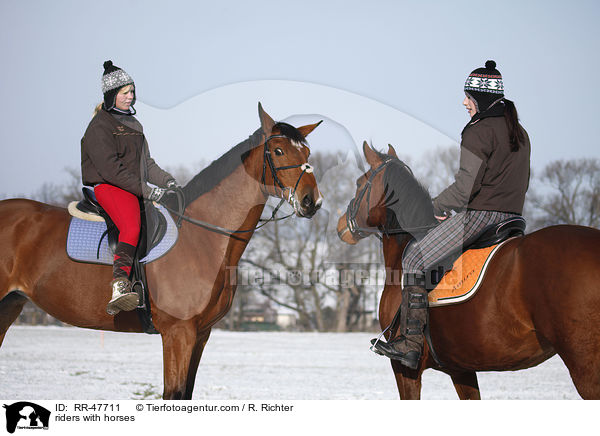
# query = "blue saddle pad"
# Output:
<box><xmin>66</xmin><ymin>204</ymin><xmax>178</xmax><ymax>265</ymax></box>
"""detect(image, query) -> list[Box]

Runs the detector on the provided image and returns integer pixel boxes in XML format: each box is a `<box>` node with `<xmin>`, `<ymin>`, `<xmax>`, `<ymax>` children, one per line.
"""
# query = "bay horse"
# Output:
<box><xmin>337</xmin><ymin>141</ymin><xmax>600</xmax><ymax>399</ymax></box>
<box><xmin>0</xmin><ymin>104</ymin><xmax>323</xmax><ymax>399</ymax></box>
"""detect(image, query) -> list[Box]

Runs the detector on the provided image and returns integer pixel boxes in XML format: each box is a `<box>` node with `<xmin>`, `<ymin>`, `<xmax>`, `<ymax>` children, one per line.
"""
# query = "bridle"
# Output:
<box><xmin>260</xmin><ymin>134</ymin><xmax>313</xmax><ymax>214</ymax></box>
<box><xmin>342</xmin><ymin>159</ymin><xmax>436</xmax><ymax>240</ymax></box>
<box><xmin>162</xmin><ymin>132</ymin><xmax>313</xmax><ymax>242</ymax></box>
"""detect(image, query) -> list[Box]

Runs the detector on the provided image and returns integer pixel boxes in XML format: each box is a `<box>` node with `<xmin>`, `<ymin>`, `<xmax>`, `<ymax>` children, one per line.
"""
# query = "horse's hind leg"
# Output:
<box><xmin>449</xmin><ymin>370</ymin><xmax>481</xmax><ymax>400</ymax></box>
<box><xmin>558</xmin><ymin>349</ymin><xmax>600</xmax><ymax>400</ymax></box>
<box><xmin>0</xmin><ymin>292</ymin><xmax>28</xmax><ymax>347</ymax></box>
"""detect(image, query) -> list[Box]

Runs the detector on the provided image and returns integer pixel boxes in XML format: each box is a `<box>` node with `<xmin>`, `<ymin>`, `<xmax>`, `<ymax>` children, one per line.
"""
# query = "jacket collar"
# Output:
<box><xmin>461</xmin><ymin>99</ymin><xmax>506</xmax><ymax>135</ymax></box>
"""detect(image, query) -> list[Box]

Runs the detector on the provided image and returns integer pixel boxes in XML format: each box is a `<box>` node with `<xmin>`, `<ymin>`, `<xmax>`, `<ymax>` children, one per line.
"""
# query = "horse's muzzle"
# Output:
<box><xmin>297</xmin><ymin>193</ymin><xmax>321</xmax><ymax>218</ymax></box>
<box><xmin>336</xmin><ymin>213</ymin><xmax>358</xmax><ymax>244</ymax></box>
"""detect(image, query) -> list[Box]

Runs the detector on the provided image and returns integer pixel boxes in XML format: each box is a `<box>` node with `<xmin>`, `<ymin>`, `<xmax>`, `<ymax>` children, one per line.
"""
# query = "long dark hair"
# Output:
<box><xmin>503</xmin><ymin>98</ymin><xmax>524</xmax><ymax>151</ymax></box>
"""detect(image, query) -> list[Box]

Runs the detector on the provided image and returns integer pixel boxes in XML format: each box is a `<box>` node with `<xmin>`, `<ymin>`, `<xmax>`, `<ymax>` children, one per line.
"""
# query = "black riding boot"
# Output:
<box><xmin>371</xmin><ymin>274</ymin><xmax>428</xmax><ymax>370</ymax></box>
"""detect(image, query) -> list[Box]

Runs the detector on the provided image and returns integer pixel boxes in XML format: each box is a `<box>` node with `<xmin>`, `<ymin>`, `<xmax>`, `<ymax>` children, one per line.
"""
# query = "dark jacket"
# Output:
<box><xmin>433</xmin><ymin>114</ymin><xmax>530</xmax><ymax>215</ymax></box>
<box><xmin>81</xmin><ymin>108</ymin><xmax>173</xmax><ymax>197</ymax></box>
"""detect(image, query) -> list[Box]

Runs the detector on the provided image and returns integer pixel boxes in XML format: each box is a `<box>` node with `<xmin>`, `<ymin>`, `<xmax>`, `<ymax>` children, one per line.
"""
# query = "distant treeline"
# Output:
<box><xmin>4</xmin><ymin>150</ymin><xmax>598</xmax><ymax>330</ymax></box>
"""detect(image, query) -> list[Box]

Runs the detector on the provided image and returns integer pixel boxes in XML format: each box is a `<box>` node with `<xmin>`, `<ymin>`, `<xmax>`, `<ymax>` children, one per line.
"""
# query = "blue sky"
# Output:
<box><xmin>1</xmin><ymin>0</ymin><xmax>599</xmax><ymax>196</ymax></box>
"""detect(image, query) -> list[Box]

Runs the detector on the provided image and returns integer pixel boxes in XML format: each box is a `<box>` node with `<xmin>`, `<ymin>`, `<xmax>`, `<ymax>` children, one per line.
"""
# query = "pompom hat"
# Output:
<box><xmin>464</xmin><ymin>60</ymin><xmax>504</xmax><ymax>112</ymax></box>
<box><xmin>101</xmin><ymin>60</ymin><xmax>135</xmax><ymax>111</ymax></box>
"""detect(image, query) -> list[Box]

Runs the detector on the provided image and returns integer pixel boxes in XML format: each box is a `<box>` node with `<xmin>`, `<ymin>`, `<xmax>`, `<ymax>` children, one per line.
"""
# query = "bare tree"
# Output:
<box><xmin>30</xmin><ymin>166</ymin><xmax>82</xmax><ymax>206</ymax></box>
<box><xmin>164</xmin><ymin>159</ymin><xmax>207</xmax><ymax>186</ymax></box>
<box><xmin>238</xmin><ymin>151</ymin><xmax>382</xmax><ymax>332</ymax></box>
<box><xmin>528</xmin><ymin>158</ymin><xmax>600</xmax><ymax>230</ymax></box>
<box><xmin>413</xmin><ymin>145</ymin><xmax>459</xmax><ymax>196</ymax></box>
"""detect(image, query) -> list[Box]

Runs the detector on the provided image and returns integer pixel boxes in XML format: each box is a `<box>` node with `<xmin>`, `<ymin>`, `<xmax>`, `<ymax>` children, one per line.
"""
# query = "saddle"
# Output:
<box><xmin>70</xmin><ymin>187</ymin><xmax>167</xmax><ymax>258</ymax></box>
<box><xmin>67</xmin><ymin>188</ymin><xmax>179</xmax><ymax>334</ymax></box>
<box><xmin>421</xmin><ymin>216</ymin><xmax>526</xmax><ymax>306</ymax></box>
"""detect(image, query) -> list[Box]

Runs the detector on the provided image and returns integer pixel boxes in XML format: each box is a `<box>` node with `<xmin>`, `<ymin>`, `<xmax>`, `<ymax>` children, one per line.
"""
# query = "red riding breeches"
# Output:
<box><xmin>94</xmin><ymin>184</ymin><xmax>141</xmax><ymax>278</ymax></box>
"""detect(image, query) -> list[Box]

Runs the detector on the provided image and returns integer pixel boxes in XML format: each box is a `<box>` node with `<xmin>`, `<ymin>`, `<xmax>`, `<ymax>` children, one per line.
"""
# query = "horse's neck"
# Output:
<box><xmin>382</xmin><ymin>234</ymin><xmax>412</xmax><ymax>274</ymax></box>
<box><xmin>185</xmin><ymin>164</ymin><xmax>268</xmax><ymax>236</ymax></box>
<box><xmin>150</xmin><ymin>165</ymin><xmax>268</xmax><ymax>321</ymax></box>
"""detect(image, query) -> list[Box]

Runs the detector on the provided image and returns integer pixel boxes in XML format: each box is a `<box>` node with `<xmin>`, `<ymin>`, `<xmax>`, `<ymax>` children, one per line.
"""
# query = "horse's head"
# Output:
<box><xmin>337</xmin><ymin>141</ymin><xmax>394</xmax><ymax>244</ymax></box>
<box><xmin>337</xmin><ymin>141</ymin><xmax>435</xmax><ymax>244</ymax></box>
<box><xmin>251</xmin><ymin>103</ymin><xmax>323</xmax><ymax>218</ymax></box>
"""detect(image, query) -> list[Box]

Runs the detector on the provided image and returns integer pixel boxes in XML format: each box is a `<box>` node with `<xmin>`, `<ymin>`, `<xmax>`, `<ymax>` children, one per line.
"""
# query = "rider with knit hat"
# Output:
<box><xmin>81</xmin><ymin>60</ymin><xmax>178</xmax><ymax>316</ymax></box>
<box><xmin>372</xmin><ymin>60</ymin><xmax>531</xmax><ymax>369</ymax></box>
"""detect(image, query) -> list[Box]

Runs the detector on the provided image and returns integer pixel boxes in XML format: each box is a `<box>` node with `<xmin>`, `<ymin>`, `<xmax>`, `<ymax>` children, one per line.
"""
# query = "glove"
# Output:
<box><xmin>147</xmin><ymin>187</ymin><xmax>167</xmax><ymax>202</ymax></box>
<box><xmin>166</xmin><ymin>179</ymin><xmax>180</xmax><ymax>189</ymax></box>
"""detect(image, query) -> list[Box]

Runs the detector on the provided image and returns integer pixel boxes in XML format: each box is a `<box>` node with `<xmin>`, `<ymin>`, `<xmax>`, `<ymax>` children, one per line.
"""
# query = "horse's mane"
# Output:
<box><xmin>375</xmin><ymin>151</ymin><xmax>437</xmax><ymax>237</ymax></box>
<box><xmin>181</xmin><ymin>122</ymin><xmax>306</xmax><ymax>205</ymax></box>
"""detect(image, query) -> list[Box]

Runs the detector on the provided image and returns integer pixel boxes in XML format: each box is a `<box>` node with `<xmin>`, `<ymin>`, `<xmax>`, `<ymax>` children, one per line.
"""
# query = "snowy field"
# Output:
<box><xmin>0</xmin><ymin>326</ymin><xmax>580</xmax><ymax>400</ymax></box>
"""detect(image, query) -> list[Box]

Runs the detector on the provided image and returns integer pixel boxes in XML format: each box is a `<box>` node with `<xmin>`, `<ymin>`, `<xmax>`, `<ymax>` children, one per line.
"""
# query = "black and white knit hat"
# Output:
<box><xmin>101</xmin><ymin>60</ymin><xmax>135</xmax><ymax>111</ymax></box>
<box><xmin>464</xmin><ymin>60</ymin><xmax>504</xmax><ymax>112</ymax></box>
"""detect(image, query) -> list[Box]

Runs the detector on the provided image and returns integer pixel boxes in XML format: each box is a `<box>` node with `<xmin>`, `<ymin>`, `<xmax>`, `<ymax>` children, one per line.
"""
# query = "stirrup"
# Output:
<box><xmin>370</xmin><ymin>337</ymin><xmax>421</xmax><ymax>369</ymax></box>
<box><xmin>370</xmin><ymin>322</ymin><xmax>393</xmax><ymax>355</ymax></box>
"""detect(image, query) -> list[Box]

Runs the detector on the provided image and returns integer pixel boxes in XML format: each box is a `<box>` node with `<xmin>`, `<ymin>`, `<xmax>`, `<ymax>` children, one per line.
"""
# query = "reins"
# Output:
<box><xmin>161</xmin><ymin>133</ymin><xmax>312</xmax><ymax>242</ymax></box>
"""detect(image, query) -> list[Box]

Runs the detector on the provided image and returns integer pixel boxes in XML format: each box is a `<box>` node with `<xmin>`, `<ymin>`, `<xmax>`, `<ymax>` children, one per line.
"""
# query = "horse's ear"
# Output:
<box><xmin>363</xmin><ymin>141</ymin><xmax>382</xmax><ymax>168</ymax></box>
<box><xmin>297</xmin><ymin>120</ymin><xmax>323</xmax><ymax>138</ymax></box>
<box><xmin>258</xmin><ymin>102</ymin><xmax>275</xmax><ymax>135</ymax></box>
<box><xmin>387</xmin><ymin>144</ymin><xmax>398</xmax><ymax>158</ymax></box>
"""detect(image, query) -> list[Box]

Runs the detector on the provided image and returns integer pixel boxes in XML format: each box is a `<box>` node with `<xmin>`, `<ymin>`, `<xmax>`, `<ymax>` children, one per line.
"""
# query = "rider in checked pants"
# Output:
<box><xmin>372</xmin><ymin>60</ymin><xmax>531</xmax><ymax>369</ymax></box>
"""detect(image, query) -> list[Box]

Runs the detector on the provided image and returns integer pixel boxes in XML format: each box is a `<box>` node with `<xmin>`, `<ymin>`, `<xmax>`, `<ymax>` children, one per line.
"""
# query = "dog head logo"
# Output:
<box><xmin>3</xmin><ymin>402</ymin><xmax>50</xmax><ymax>433</ymax></box>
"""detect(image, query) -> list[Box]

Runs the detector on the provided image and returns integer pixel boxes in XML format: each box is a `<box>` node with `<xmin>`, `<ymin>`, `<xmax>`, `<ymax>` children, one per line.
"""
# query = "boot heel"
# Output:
<box><xmin>398</xmin><ymin>351</ymin><xmax>420</xmax><ymax>370</ymax></box>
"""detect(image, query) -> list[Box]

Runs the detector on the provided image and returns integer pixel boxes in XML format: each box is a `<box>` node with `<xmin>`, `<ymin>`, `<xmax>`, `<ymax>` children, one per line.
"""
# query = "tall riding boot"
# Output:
<box><xmin>106</xmin><ymin>242</ymin><xmax>139</xmax><ymax>316</ymax></box>
<box><xmin>371</xmin><ymin>275</ymin><xmax>428</xmax><ymax>370</ymax></box>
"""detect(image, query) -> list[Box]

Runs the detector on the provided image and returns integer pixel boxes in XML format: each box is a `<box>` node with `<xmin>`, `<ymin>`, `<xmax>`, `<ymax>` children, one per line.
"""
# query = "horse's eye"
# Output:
<box><xmin>274</xmin><ymin>148</ymin><xmax>284</xmax><ymax>156</ymax></box>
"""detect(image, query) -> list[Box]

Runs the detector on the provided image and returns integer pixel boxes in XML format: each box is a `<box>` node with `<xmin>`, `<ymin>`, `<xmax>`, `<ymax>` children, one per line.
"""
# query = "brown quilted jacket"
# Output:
<box><xmin>81</xmin><ymin>109</ymin><xmax>174</xmax><ymax>198</ymax></box>
<box><xmin>433</xmin><ymin>115</ymin><xmax>530</xmax><ymax>215</ymax></box>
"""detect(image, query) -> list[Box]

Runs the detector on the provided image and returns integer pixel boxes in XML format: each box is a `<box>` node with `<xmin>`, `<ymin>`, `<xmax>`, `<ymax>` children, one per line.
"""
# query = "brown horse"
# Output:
<box><xmin>337</xmin><ymin>141</ymin><xmax>600</xmax><ymax>399</ymax></box>
<box><xmin>0</xmin><ymin>104</ymin><xmax>322</xmax><ymax>399</ymax></box>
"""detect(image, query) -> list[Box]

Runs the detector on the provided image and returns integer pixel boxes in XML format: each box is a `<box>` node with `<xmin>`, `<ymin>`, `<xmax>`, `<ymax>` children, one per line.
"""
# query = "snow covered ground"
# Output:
<box><xmin>0</xmin><ymin>326</ymin><xmax>579</xmax><ymax>400</ymax></box>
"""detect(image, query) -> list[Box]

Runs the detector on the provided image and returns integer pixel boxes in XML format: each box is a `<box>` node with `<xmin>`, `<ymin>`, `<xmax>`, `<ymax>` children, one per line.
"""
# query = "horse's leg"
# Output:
<box><xmin>449</xmin><ymin>370</ymin><xmax>481</xmax><ymax>400</ymax></box>
<box><xmin>390</xmin><ymin>360</ymin><xmax>423</xmax><ymax>399</ymax></box>
<box><xmin>0</xmin><ymin>292</ymin><xmax>28</xmax><ymax>347</ymax></box>
<box><xmin>183</xmin><ymin>329</ymin><xmax>212</xmax><ymax>400</ymax></box>
<box><xmin>160</xmin><ymin>320</ymin><xmax>203</xmax><ymax>400</ymax></box>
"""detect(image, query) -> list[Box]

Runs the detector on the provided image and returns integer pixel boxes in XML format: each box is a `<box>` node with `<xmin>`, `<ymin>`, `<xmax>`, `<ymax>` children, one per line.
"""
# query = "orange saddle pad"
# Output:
<box><xmin>428</xmin><ymin>238</ymin><xmax>513</xmax><ymax>307</ymax></box>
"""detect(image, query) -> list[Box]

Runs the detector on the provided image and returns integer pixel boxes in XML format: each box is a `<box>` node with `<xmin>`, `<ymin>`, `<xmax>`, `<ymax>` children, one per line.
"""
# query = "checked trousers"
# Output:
<box><xmin>402</xmin><ymin>210</ymin><xmax>518</xmax><ymax>280</ymax></box>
